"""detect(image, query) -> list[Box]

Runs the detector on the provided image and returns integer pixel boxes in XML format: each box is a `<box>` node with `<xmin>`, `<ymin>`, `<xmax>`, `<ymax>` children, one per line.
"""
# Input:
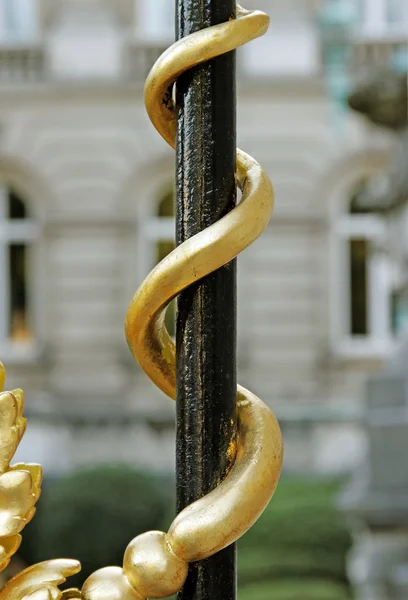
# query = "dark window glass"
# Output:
<box><xmin>349</xmin><ymin>238</ymin><xmax>368</xmax><ymax>335</ymax></box>
<box><xmin>8</xmin><ymin>188</ymin><xmax>27</xmax><ymax>219</ymax></box>
<box><xmin>9</xmin><ymin>244</ymin><xmax>32</xmax><ymax>340</ymax></box>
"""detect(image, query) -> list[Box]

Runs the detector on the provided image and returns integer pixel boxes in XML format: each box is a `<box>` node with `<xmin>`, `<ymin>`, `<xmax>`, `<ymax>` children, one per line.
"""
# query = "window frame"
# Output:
<box><xmin>0</xmin><ymin>184</ymin><xmax>42</xmax><ymax>362</ymax></box>
<box><xmin>136</xmin><ymin>191</ymin><xmax>176</xmax><ymax>337</ymax></box>
<box><xmin>330</xmin><ymin>171</ymin><xmax>396</xmax><ymax>360</ymax></box>
<box><xmin>138</xmin><ymin>215</ymin><xmax>175</xmax><ymax>278</ymax></box>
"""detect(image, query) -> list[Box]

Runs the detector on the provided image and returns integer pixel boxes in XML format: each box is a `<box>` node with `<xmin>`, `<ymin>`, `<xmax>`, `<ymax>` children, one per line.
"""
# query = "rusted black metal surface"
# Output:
<box><xmin>175</xmin><ymin>1</ymin><xmax>237</xmax><ymax>600</ymax></box>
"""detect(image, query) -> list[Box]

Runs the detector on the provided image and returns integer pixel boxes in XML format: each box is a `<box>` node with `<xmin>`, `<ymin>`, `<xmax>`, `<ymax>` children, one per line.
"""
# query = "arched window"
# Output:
<box><xmin>0</xmin><ymin>0</ymin><xmax>38</xmax><ymax>40</ymax></box>
<box><xmin>143</xmin><ymin>187</ymin><xmax>176</xmax><ymax>336</ymax></box>
<box><xmin>333</xmin><ymin>178</ymin><xmax>394</xmax><ymax>356</ymax></box>
<box><xmin>0</xmin><ymin>184</ymin><xmax>37</xmax><ymax>344</ymax></box>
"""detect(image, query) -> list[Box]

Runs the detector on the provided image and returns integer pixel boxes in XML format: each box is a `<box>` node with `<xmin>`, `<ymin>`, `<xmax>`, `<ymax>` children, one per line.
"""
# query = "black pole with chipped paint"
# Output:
<box><xmin>175</xmin><ymin>1</ymin><xmax>237</xmax><ymax>600</ymax></box>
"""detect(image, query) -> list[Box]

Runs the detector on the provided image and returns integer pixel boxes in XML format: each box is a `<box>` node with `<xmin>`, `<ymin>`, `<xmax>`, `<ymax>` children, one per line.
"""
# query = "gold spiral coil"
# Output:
<box><xmin>0</xmin><ymin>6</ymin><xmax>283</xmax><ymax>600</ymax></box>
<box><xmin>118</xmin><ymin>4</ymin><xmax>282</xmax><ymax>598</ymax></box>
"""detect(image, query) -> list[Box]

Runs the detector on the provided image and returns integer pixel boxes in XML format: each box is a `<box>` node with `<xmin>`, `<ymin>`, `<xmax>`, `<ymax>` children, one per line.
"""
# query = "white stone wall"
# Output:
<box><xmin>0</xmin><ymin>0</ymin><xmax>394</xmax><ymax>475</ymax></box>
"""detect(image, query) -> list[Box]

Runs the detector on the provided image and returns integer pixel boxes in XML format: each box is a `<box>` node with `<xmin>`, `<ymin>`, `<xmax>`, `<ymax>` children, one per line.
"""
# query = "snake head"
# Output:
<box><xmin>0</xmin><ymin>560</ymin><xmax>81</xmax><ymax>600</ymax></box>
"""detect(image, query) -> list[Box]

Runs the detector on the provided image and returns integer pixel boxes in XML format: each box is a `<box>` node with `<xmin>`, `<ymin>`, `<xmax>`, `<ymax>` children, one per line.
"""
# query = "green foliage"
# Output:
<box><xmin>239</xmin><ymin>579</ymin><xmax>351</xmax><ymax>600</ymax></box>
<box><xmin>20</xmin><ymin>466</ymin><xmax>173</xmax><ymax>587</ymax></box>
<box><xmin>238</xmin><ymin>477</ymin><xmax>352</xmax><ymax>588</ymax></box>
<box><xmin>20</xmin><ymin>471</ymin><xmax>351</xmax><ymax>595</ymax></box>
<box><xmin>238</xmin><ymin>548</ymin><xmax>346</xmax><ymax>583</ymax></box>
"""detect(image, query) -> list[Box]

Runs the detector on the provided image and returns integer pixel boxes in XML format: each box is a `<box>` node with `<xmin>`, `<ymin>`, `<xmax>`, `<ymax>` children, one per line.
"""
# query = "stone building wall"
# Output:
<box><xmin>0</xmin><ymin>0</ymin><xmax>397</xmax><ymax>476</ymax></box>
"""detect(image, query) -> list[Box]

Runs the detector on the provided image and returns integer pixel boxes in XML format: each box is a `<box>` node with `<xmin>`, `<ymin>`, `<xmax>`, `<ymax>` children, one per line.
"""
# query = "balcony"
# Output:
<box><xmin>0</xmin><ymin>25</ymin><xmax>403</xmax><ymax>88</ymax></box>
<box><xmin>0</xmin><ymin>41</ymin><xmax>45</xmax><ymax>83</ymax></box>
<box><xmin>350</xmin><ymin>26</ymin><xmax>408</xmax><ymax>74</ymax></box>
<box><xmin>0</xmin><ymin>38</ymin><xmax>168</xmax><ymax>86</ymax></box>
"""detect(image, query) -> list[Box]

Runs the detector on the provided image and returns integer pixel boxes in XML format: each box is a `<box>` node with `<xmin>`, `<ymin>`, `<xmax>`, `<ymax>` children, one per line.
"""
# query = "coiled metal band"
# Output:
<box><xmin>0</xmin><ymin>6</ymin><xmax>283</xmax><ymax>600</ymax></box>
<box><xmin>117</xmin><ymin>5</ymin><xmax>283</xmax><ymax>598</ymax></box>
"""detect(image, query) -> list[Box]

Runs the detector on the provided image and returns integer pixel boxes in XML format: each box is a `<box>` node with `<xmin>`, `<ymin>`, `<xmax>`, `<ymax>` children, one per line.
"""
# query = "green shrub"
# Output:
<box><xmin>239</xmin><ymin>548</ymin><xmax>347</xmax><ymax>584</ymax></box>
<box><xmin>238</xmin><ymin>477</ymin><xmax>351</xmax><ymax>586</ymax></box>
<box><xmin>20</xmin><ymin>466</ymin><xmax>173</xmax><ymax>587</ymax></box>
<box><xmin>20</xmin><ymin>472</ymin><xmax>351</xmax><ymax>594</ymax></box>
<box><xmin>163</xmin><ymin>477</ymin><xmax>351</xmax><ymax>595</ymax></box>
<box><xmin>240</xmin><ymin>579</ymin><xmax>351</xmax><ymax>600</ymax></box>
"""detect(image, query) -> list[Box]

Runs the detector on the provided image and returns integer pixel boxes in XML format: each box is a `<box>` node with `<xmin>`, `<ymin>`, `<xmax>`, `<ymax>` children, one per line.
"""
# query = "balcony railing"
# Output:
<box><xmin>0</xmin><ymin>42</ymin><xmax>45</xmax><ymax>83</ymax></box>
<box><xmin>350</xmin><ymin>31</ymin><xmax>408</xmax><ymax>74</ymax></box>
<box><xmin>0</xmin><ymin>39</ymin><xmax>168</xmax><ymax>86</ymax></box>
<box><xmin>0</xmin><ymin>31</ymin><xmax>404</xmax><ymax>87</ymax></box>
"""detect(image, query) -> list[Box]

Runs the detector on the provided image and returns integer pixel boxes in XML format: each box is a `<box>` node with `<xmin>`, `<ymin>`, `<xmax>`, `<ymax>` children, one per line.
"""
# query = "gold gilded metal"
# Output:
<box><xmin>0</xmin><ymin>4</ymin><xmax>283</xmax><ymax>600</ymax></box>
<box><xmin>124</xmin><ymin>3</ymin><xmax>283</xmax><ymax>568</ymax></box>
<box><xmin>0</xmin><ymin>561</ymin><xmax>81</xmax><ymax>600</ymax></box>
<box><xmin>0</xmin><ymin>363</ymin><xmax>81</xmax><ymax>599</ymax></box>
<box><xmin>0</xmin><ymin>364</ymin><xmax>42</xmax><ymax>572</ymax></box>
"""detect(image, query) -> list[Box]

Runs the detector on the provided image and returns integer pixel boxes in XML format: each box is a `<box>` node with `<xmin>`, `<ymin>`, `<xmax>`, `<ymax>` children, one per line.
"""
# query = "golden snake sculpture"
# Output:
<box><xmin>0</xmin><ymin>5</ymin><xmax>283</xmax><ymax>600</ymax></box>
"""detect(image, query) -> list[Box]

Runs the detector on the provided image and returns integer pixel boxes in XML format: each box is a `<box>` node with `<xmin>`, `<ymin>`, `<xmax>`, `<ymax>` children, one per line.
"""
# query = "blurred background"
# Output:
<box><xmin>0</xmin><ymin>0</ymin><xmax>407</xmax><ymax>598</ymax></box>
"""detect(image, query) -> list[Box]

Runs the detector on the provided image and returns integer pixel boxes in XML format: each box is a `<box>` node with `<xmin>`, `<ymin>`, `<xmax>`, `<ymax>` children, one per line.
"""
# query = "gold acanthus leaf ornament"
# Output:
<box><xmin>0</xmin><ymin>363</ymin><xmax>42</xmax><ymax>572</ymax></box>
<box><xmin>0</xmin><ymin>363</ymin><xmax>81</xmax><ymax>599</ymax></box>
<box><xmin>0</xmin><ymin>561</ymin><xmax>81</xmax><ymax>600</ymax></box>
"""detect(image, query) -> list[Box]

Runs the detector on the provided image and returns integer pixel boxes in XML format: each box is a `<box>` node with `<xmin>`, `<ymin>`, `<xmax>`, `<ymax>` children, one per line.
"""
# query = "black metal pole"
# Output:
<box><xmin>175</xmin><ymin>1</ymin><xmax>237</xmax><ymax>600</ymax></box>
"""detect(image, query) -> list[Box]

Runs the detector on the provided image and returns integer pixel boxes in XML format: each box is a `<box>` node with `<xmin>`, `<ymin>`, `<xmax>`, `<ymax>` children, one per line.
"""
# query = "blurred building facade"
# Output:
<box><xmin>0</xmin><ymin>0</ymin><xmax>406</xmax><ymax>476</ymax></box>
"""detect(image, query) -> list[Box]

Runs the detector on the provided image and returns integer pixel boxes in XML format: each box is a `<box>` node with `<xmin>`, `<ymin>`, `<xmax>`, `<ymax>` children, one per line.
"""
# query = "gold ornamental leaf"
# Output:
<box><xmin>22</xmin><ymin>590</ymin><xmax>55</xmax><ymax>600</ymax></box>
<box><xmin>0</xmin><ymin>393</ymin><xmax>24</xmax><ymax>474</ymax></box>
<box><xmin>0</xmin><ymin>470</ymin><xmax>36</xmax><ymax>537</ymax></box>
<box><xmin>0</xmin><ymin>535</ymin><xmax>22</xmax><ymax>572</ymax></box>
<box><xmin>0</xmin><ymin>560</ymin><xmax>81</xmax><ymax>600</ymax></box>
<box><xmin>10</xmin><ymin>390</ymin><xmax>27</xmax><ymax>444</ymax></box>
<box><xmin>9</xmin><ymin>465</ymin><xmax>43</xmax><ymax>504</ymax></box>
<box><xmin>0</xmin><ymin>364</ymin><xmax>5</xmax><ymax>393</ymax></box>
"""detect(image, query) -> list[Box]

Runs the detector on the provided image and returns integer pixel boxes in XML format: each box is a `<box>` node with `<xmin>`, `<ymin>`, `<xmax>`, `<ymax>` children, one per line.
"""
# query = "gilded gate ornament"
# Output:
<box><xmin>0</xmin><ymin>5</ymin><xmax>283</xmax><ymax>600</ymax></box>
<box><xmin>0</xmin><ymin>364</ymin><xmax>80</xmax><ymax>600</ymax></box>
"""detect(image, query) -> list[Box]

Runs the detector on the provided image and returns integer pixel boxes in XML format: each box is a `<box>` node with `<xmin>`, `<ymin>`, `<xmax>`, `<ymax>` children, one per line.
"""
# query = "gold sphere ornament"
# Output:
<box><xmin>123</xmin><ymin>532</ymin><xmax>188</xmax><ymax>598</ymax></box>
<box><xmin>82</xmin><ymin>568</ymin><xmax>144</xmax><ymax>600</ymax></box>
